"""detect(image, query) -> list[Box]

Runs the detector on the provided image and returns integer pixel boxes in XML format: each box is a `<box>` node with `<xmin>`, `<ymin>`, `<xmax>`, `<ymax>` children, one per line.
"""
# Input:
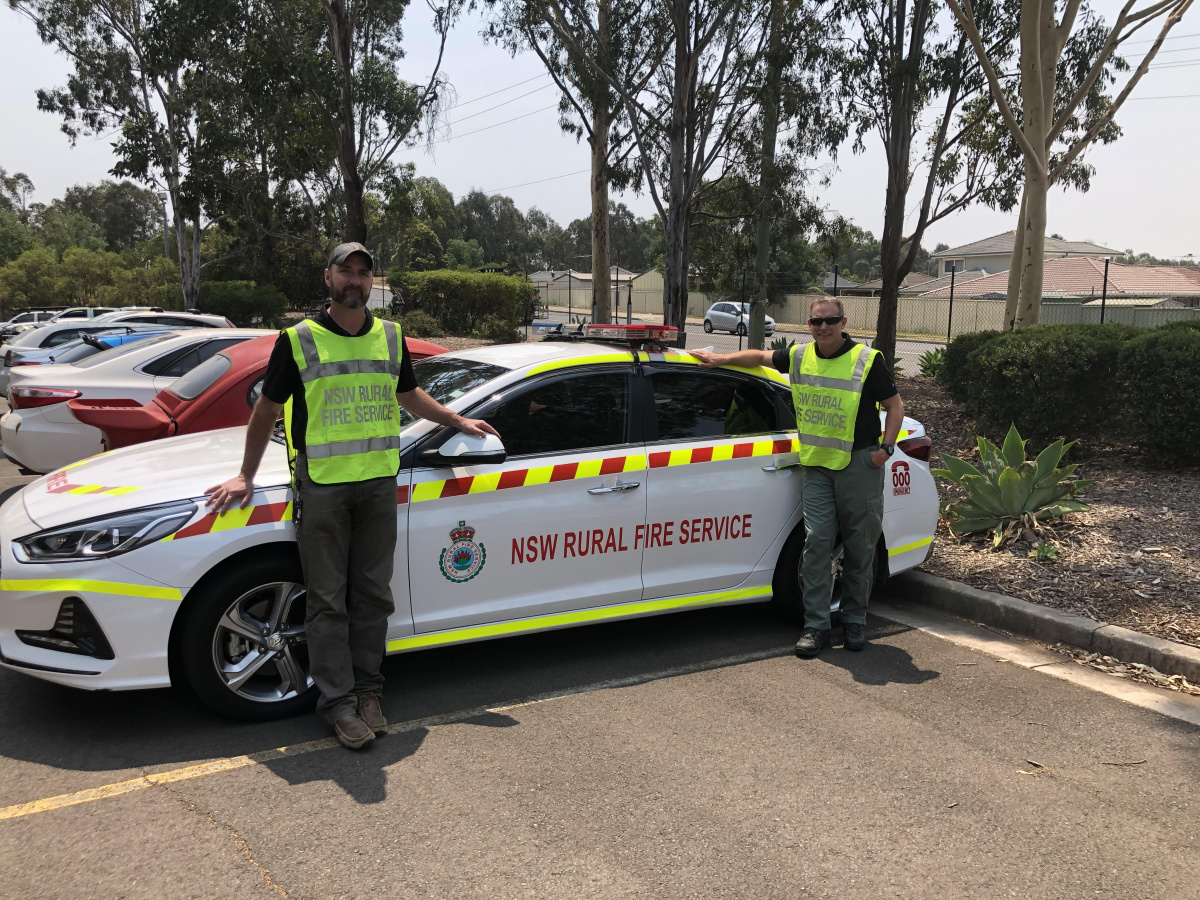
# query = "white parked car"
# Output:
<box><xmin>703</xmin><ymin>302</ymin><xmax>776</xmax><ymax>337</ymax></box>
<box><xmin>43</xmin><ymin>306</ymin><xmax>118</xmax><ymax>324</ymax></box>
<box><xmin>0</xmin><ymin>310</ymin><xmax>59</xmax><ymax>342</ymax></box>
<box><xmin>0</xmin><ymin>335</ymin><xmax>938</xmax><ymax>720</ymax></box>
<box><xmin>93</xmin><ymin>310</ymin><xmax>234</xmax><ymax>329</ymax></box>
<box><xmin>0</xmin><ymin>322</ymin><xmax>172</xmax><ymax>397</ymax></box>
<box><xmin>0</xmin><ymin>328</ymin><xmax>270</xmax><ymax>473</ymax></box>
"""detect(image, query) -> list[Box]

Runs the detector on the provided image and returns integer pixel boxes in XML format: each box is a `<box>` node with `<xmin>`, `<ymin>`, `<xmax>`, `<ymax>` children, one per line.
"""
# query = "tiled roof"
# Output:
<box><xmin>931</xmin><ymin>231</ymin><xmax>1121</xmax><ymax>259</ymax></box>
<box><xmin>905</xmin><ymin>268</ymin><xmax>990</xmax><ymax>295</ymax></box>
<box><xmin>529</xmin><ymin>266</ymin><xmax>639</xmax><ymax>283</ymax></box>
<box><xmin>919</xmin><ymin>257</ymin><xmax>1200</xmax><ymax>298</ymax></box>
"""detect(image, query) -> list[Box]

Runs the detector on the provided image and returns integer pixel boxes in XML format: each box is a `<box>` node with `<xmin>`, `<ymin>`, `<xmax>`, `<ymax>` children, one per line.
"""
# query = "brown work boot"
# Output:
<box><xmin>357</xmin><ymin>693</ymin><xmax>387</xmax><ymax>735</ymax></box>
<box><xmin>333</xmin><ymin>713</ymin><xmax>374</xmax><ymax>749</ymax></box>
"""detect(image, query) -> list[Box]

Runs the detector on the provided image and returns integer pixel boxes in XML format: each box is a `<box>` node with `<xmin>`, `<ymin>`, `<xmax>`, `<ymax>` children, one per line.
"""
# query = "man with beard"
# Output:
<box><xmin>205</xmin><ymin>243</ymin><xmax>497</xmax><ymax>748</ymax></box>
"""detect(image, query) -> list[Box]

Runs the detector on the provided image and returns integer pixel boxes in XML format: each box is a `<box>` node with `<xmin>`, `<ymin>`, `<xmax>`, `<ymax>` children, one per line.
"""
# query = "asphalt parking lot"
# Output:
<box><xmin>0</xmin><ymin>411</ymin><xmax>1196</xmax><ymax>899</ymax></box>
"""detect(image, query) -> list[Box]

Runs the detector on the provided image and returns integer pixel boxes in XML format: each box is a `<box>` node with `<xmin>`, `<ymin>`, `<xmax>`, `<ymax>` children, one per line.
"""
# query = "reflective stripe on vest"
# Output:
<box><xmin>284</xmin><ymin>317</ymin><xmax>403</xmax><ymax>484</ymax></box>
<box><xmin>788</xmin><ymin>342</ymin><xmax>878</xmax><ymax>470</ymax></box>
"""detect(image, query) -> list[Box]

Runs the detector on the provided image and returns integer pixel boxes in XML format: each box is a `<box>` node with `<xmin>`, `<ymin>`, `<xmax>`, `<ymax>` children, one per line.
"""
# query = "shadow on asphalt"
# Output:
<box><xmin>0</xmin><ymin>601</ymin><xmax>928</xmax><ymax>790</ymax></box>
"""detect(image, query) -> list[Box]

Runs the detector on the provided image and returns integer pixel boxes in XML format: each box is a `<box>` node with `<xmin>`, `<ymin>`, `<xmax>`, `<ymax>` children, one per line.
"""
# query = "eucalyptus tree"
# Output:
<box><xmin>945</xmin><ymin>0</ymin><xmax>1193</xmax><ymax>327</ymax></box>
<box><xmin>486</xmin><ymin>0</ymin><xmax>660</xmax><ymax>321</ymax></box>
<box><xmin>541</xmin><ymin>0</ymin><xmax>768</xmax><ymax>339</ymax></box>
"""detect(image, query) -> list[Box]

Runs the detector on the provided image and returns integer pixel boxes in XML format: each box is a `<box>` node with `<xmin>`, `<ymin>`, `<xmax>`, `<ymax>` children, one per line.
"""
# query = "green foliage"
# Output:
<box><xmin>390</xmin><ymin>269</ymin><xmax>531</xmax><ymax>335</ymax></box>
<box><xmin>1157</xmin><ymin>318</ymin><xmax>1200</xmax><ymax>334</ymax></box>
<box><xmin>395</xmin><ymin>309</ymin><xmax>444</xmax><ymax>338</ymax></box>
<box><xmin>1028</xmin><ymin>540</ymin><xmax>1059</xmax><ymax>561</ymax></box>
<box><xmin>932</xmin><ymin>425</ymin><xmax>1093</xmax><ymax>548</ymax></box>
<box><xmin>770</xmin><ymin>336</ymin><xmax>795</xmax><ymax>352</ymax></box>
<box><xmin>918</xmin><ymin>346</ymin><xmax>945</xmax><ymax>378</ymax></box>
<box><xmin>0</xmin><ymin>208</ymin><xmax>36</xmax><ymax>266</ymax></box>
<box><xmin>158</xmin><ymin>281</ymin><xmax>286</xmax><ymax>327</ymax></box>
<box><xmin>938</xmin><ymin>330</ymin><xmax>1002</xmax><ymax>403</ymax></box>
<box><xmin>945</xmin><ymin>324</ymin><xmax>1139</xmax><ymax>448</ymax></box>
<box><xmin>445</xmin><ymin>238</ymin><xmax>485</xmax><ymax>271</ymax></box>
<box><xmin>475</xmin><ymin>313</ymin><xmax>522</xmax><ymax>344</ymax></box>
<box><xmin>1116</xmin><ymin>326</ymin><xmax>1200</xmax><ymax>465</ymax></box>
<box><xmin>0</xmin><ymin>247</ymin><xmax>63</xmax><ymax>309</ymax></box>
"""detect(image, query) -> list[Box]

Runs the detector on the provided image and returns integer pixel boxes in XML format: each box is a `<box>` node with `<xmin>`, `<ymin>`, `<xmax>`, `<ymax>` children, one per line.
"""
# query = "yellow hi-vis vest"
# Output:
<box><xmin>284</xmin><ymin>316</ymin><xmax>403</xmax><ymax>484</ymax></box>
<box><xmin>789</xmin><ymin>341</ymin><xmax>880</xmax><ymax>470</ymax></box>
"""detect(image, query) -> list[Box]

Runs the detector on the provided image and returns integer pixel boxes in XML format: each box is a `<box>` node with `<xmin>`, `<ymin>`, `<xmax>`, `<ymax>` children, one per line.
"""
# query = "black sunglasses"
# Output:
<box><xmin>808</xmin><ymin>315</ymin><xmax>844</xmax><ymax>326</ymax></box>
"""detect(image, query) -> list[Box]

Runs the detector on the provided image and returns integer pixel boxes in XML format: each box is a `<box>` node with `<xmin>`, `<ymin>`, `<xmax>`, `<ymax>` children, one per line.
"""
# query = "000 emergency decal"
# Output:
<box><xmin>440</xmin><ymin>521</ymin><xmax>487</xmax><ymax>583</ymax></box>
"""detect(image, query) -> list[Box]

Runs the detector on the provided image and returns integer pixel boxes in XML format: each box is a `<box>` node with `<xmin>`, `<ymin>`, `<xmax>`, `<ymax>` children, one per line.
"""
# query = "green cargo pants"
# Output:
<box><xmin>293</xmin><ymin>456</ymin><xmax>398</xmax><ymax>725</ymax></box>
<box><xmin>800</xmin><ymin>447</ymin><xmax>885</xmax><ymax>630</ymax></box>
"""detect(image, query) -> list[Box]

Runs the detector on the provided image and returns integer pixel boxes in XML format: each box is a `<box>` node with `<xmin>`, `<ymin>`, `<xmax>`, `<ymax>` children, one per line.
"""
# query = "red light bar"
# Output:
<box><xmin>581</xmin><ymin>324</ymin><xmax>679</xmax><ymax>341</ymax></box>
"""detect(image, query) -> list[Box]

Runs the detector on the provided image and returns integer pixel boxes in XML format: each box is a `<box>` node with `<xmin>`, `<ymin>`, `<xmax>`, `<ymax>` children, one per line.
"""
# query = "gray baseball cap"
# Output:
<box><xmin>328</xmin><ymin>241</ymin><xmax>375</xmax><ymax>269</ymax></box>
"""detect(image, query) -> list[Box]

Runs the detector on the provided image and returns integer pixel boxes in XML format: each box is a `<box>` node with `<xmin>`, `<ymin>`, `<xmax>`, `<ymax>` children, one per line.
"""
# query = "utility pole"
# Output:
<box><xmin>1101</xmin><ymin>257</ymin><xmax>1111</xmax><ymax>324</ymax></box>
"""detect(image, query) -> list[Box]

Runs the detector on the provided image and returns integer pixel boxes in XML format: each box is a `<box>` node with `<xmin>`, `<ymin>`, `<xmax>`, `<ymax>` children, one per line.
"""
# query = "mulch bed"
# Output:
<box><xmin>899</xmin><ymin>376</ymin><xmax>1200</xmax><ymax>650</ymax></box>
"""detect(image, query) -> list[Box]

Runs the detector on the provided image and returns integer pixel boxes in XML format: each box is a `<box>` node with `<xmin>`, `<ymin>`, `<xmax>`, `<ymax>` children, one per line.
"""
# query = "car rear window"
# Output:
<box><xmin>49</xmin><ymin>342</ymin><xmax>103</xmax><ymax>364</ymax></box>
<box><xmin>398</xmin><ymin>358</ymin><xmax>507</xmax><ymax>427</ymax></box>
<box><xmin>167</xmin><ymin>352</ymin><xmax>232</xmax><ymax>400</ymax></box>
<box><xmin>72</xmin><ymin>334</ymin><xmax>175</xmax><ymax>367</ymax></box>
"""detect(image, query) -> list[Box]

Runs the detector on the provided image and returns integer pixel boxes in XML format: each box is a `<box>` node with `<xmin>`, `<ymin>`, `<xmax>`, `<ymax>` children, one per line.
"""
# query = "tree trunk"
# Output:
<box><xmin>324</xmin><ymin>0</ymin><xmax>367</xmax><ymax>243</ymax></box>
<box><xmin>1015</xmin><ymin>159</ymin><xmax>1047</xmax><ymax>327</ymax></box>
<box><xmin>661</xmin><ymin>0</ymin><xmax>689</xmax><ymax>341</ymax></box>
<box><xmin>1004</xmin><ymin>188</ymin><xmax>1027</xmax><ymax>329</ymax></box>
<box><xmin>751</xmin><ymin>0</ymin><xmax>784</xmax><ymax>351</ymax></box>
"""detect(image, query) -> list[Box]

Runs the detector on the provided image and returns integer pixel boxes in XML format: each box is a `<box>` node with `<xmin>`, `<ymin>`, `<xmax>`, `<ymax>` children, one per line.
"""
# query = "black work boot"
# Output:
<box><xmin>795</xmin><ymin>627</ymin><xmax>830</xmax><ymax>658</ymax></box>
<box><xmin>842</xmin><ymin>622</ymin><xmax>867</xmax><ymax>652</ymax></box>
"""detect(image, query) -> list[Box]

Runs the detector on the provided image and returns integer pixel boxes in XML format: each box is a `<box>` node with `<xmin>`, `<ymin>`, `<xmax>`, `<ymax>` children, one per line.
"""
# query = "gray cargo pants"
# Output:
<box><xmin>293</xmin><ymin>456</ymin><xmax>397</xmax><ymax>725</ymax></box>
<box><xmin>800</xmin><ymin>447</ymin><xmax>886</xmax><ymax>631</ymax></box>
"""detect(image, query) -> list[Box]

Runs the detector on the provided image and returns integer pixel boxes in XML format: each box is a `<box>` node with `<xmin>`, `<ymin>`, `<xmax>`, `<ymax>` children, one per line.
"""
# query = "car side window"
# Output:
<box><xmin>155</xmin><ymin>338</ymin><xmax>245</xmax><ymax>378</ymax></box>
<box><xmin>481</xmin><ymin>371</ymin><xmax>630</xmax><ymax>458</ymax></box>
<box><xmin>44</xmin><ymin>329</ymin><xmax>81</xmax><ymax>347</ymax></box>
<box><xmin>650</xmin><ymin>370</ymin><xmax>782</xmax><ymax>441</ymax></box>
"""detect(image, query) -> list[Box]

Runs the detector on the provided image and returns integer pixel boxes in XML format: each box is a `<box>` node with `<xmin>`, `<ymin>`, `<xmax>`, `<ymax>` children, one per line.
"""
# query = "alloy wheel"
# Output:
<box><xmin>211</xmin><ymin>581</ymin><xmax>312</xmax><ymax>702</ymax></box>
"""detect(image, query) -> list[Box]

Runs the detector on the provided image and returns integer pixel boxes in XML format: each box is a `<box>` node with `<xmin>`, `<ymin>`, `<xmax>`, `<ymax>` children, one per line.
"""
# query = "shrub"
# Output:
<box><xmin>396</xmin><ymin>309</ymin><xmax>444</xmax><ymax>338</ymax></box>
<box><xmin>938</xmin><ymin>330</ymin><xmax>1002</xmax><ymax>403</ymax></box>
<box><xmin>475</xmin><ymin>313</ymin><xmax>522</xmax><ymax>344</ymax></box>
<box><xmin>389</xmin><ymin>269</ymin><xmax>530</xmax><ymax>335</ymax></box>
<box><xmin>950</xmin><ymin>324</ymin><xmax>1139</xmax><ymax>447</ymax></box>
<box><xmin>1117</xmin><ymin>325</ymin><xmax>1200</xmax><ymax>465</ymax></box>
<box><xmin>1157</xmin><ymin>318</ymin><xmax>1200</xmax><ymax>334</ymax></box>
<box><xmin>160</xmin><ymin>280</ymin><xmax>288</xmax><ymax>327</ymax></box>
<box><xmin>918</xmin><ymin>346</ymin><xmax>945</xmax><ymax>378</ymax></box>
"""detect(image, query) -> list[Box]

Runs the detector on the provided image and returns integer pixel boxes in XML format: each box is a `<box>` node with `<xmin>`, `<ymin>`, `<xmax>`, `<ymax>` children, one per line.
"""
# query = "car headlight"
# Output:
<box><xmin>13</xmin><ymin>502</ymin><xmax>198</xmax><ymax>563</ymax></box>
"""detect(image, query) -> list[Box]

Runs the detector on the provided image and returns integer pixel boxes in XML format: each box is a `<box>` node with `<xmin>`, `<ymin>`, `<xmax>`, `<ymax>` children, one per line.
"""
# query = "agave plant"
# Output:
<box><xmin>770</xmin><ymin>336</ymin><xmax>795</xmax><ymax>352</ymax></box>
<box><xmin>932</xmin><ymin>425</ymin><xmax>1094</xmax><ymax>548</ymax></box>
<box><xmin>918</xmin><ymin>347</ymin><xmax>945</xmax><ymax>378</ymax></box>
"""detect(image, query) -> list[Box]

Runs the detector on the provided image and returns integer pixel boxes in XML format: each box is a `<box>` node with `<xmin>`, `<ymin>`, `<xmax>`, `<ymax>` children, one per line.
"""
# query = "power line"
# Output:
<box><xmin>445</xmin><ymin>83</ymin><xmax>557</xmax><ymax>127</ymax></box>
<box><xmin>482</xmin><ymin>169</ymin><xmax>590</xmax><ymax>193</ymax></box>
<box><xmin>432</xmin><ymin>104</ymin><xmax>558</xmax><ymax>145</ymax></box>
<box><xmin>1128</xmin><ymin>92</ymin><xmax>1200</xmax><ymax>99</ymax></box>
<box><xmin>1123</xmin><ymin>30</ymin><xmax>1200</xmax><ymax>44</ymax></box>
<box><xmin>452</xmin><ymin>73</ymin><xmax>551</xmax><ymax>109</ymax></box>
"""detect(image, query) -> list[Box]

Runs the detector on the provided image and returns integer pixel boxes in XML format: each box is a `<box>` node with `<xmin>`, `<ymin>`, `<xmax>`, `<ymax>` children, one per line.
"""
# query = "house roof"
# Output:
<box><xmin>840</xmin><ymin>272</ymin><xmax>935</xmax><ymax>293</ymax></box>
<box><xmin>528</xmin><ymin>266</ymin><xmax>638</xmax><ymax>283</ymax></box>
<box><xmin>931</xmin><ymin>231</ymin><xmax>1121</xmax><ymax>260</ymax></box>
<box><xmin>919</xmin><ymin>257</ymin><xmax>1200</xmax><ymax>299</ymax></box>
<box><xmin>907</xmin><ymin>268</ymin><xmax>990</xmax><ymax>295</ymax></box>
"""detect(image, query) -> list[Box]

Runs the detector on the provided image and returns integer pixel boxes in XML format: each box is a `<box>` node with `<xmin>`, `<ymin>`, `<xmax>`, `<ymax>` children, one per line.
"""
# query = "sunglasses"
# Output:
<box><xmin>808</xmin><ymin>316</ymin><xmax>844</xmax><ymax>326</ymax></box>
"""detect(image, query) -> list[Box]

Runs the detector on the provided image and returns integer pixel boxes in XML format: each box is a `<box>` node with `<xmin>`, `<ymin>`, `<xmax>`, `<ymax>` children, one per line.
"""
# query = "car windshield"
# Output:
<box><xmin>71</xmin><ymin>333</ymin><xmax>176</xmax><ymax>367</ymax></box>
<box><xmin>48</xmin><ymin>340</ymin><xmax>101</xmax><ymax>364</ymax></box>
<box><xmin>398</xmin><ymin>357</ymin><xmax>508</xmax><ymax>427</ymax></box>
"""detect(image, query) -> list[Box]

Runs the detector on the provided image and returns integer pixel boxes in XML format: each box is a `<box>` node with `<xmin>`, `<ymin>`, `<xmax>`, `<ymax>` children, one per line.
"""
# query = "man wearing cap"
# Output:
<box><xmin>691</xmin><ymin>298</ymin><xmax>904</xmax><ymax>658</ymax></box>
<box><xmin>206</xmin><ymin>242</ymin><xmax>498</xmax><ymax>749</ymax></box>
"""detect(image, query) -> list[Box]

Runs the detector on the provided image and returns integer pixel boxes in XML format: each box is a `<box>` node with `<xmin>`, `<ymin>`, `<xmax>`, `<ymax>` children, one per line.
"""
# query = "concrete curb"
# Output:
<box><xmin>889</xmin><ymin>570</ymin><xmax>1200</xmax><ymax>684</ymax></box>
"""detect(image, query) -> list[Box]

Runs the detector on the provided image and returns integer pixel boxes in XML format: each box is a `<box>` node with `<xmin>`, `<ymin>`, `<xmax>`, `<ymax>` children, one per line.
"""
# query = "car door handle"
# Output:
<box><xmin>762</xmin><ymin>464</ymin><xmax>801</xmax><ymax>472</ymax></box>
<box><xmin>588</xmin><ymin>481</ymin><xmax>641</xmax><ymax>494</ymax></box>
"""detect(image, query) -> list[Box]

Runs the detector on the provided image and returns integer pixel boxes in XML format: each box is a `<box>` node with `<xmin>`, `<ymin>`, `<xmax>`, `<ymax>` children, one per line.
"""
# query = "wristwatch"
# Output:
<box><xmin>879</xmin><ymin>443</ymin><xmax>895</xmax><ymax>457</ymax></box>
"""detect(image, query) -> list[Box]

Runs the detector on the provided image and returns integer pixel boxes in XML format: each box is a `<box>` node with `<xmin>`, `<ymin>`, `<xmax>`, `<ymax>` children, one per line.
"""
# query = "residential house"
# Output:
<box><xmin>930</xmin><ymin>232</ymin><xmax>1121</xmax><ymax>276</ymax></box>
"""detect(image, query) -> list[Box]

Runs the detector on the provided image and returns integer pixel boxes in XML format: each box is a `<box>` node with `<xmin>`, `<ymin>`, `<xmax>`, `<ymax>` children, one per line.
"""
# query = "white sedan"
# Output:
<box><xmin>1</xmin><ymin>328</ymin><xmax>270</xmax><ymax>473</ymax></box>
<box><xmin>0</xmin><ymin>337</ymin><xmax>939</xmax><ymax>720</ymax></box>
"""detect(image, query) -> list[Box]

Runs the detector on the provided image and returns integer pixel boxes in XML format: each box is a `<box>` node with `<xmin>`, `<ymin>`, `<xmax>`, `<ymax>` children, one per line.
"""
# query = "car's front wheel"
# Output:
<box><xmin>769</xmin><ymin>524</ymin><xmax>844</xmax><ymax>625</ymax></box>
<box><xmin>176</xmin><ymin>554</ymin><xmax>317</xmax><ymax>720</ymax></box>
<box><xmin>735</xmin><ymin>322</ymin><xmax>747</xmax><ymax>336</ymax></box>
<box><xmin>703</xmin><ymin>319</ymin><xmax>714</xmax><ymax>333</ymax></box>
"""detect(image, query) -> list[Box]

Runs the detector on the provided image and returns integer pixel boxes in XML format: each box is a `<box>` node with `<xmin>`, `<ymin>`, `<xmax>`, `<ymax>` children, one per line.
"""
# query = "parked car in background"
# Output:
<box><xmin>0</xmin><ymin>311</ymin><xmax>60</xmax><ymax>343</ymax></box>
<box><xmin>43</xmin><ymin>307</ymin><xmax>118</xmax><ymax>324</ymax></box>
<box><xmin>41</xmin><ymin>329</ymin><xmax>176</xmax><ymax>366</ymax></box>
<box><xmin>93</xmin><ymin>310</ymin><xmax>234</xmax><ymax>329</ymax></box>
<box><xmin>69</xmin><ymin>336</ymin><xmax>449</xmax><ymax>452</ymax></box>
<box><xmin>0</xmin><ymin>328</ymin><xmax>271</xmax><ymax>473</ymax></box>
<box><xmin>703</xmin><ymin>302</ymin><xmax>776</xmax><ymax>337</ymax></box>
<box><xmin>0</xmin><ymin>323</ymin><xmax>173</xmax><ymax>397</ymax></box>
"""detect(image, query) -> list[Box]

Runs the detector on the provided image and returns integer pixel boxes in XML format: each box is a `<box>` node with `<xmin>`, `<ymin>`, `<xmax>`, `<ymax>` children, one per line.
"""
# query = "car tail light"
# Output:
<box><xmin>9</xmin><ymin>386</ymin><xmax>82</xmax><ymax>409</ymax></box>
<box><xmin>898</xmin><ymin>435</ymin><xmax>932</xmax><ymax>462</ymax></box>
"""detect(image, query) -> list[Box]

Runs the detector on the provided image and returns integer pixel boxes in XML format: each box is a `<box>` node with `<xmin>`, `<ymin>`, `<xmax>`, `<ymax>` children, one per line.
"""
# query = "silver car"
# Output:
<box><xmin>92</xmin><ymin>310</ymin><xmax>234</xmax><ymax>329</ymax></box>
<box><xmin>0</xmin><ymin>310</ymin><xmax>59</xmax><ymax>343</ymax></box>
<box><xmin>0</xmin><ymin>323</ymin><xmax>168</xmax><ymax>397</ymax></box>
<box><xmin>703</xmin><ymin>302</ymin><xmax>775</xmax><ymax>337</ymax></box>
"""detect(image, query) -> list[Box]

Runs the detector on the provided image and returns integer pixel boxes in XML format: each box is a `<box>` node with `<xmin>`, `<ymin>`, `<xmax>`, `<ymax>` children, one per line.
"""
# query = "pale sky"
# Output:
<box><xmin>3</xmin><ymin>2</ymin><xmax>1198</xmax><ymax>258</ymax></box>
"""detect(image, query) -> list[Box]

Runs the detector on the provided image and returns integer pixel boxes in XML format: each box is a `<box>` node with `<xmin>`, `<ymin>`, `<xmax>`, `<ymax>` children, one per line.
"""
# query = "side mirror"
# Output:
<box><xmin>436</xmin><ymin>431</ymin><xmax>506</xmax><ymax>466</ymax></box>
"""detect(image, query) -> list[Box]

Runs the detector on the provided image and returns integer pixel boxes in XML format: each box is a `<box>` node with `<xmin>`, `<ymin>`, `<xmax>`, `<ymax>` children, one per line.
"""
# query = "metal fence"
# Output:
<box><xmin>538</xmin><ymin>284</ymin><xmax>1200</xmax><ymax>338</ymax></box>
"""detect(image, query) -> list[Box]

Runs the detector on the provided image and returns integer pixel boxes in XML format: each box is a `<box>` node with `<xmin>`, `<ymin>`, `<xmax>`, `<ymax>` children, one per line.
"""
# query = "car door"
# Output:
<box><xmin>639</xmin><ymin>365</ymin><xmax>801</xmax><ymax>598</ymax></box>
<box><xmin>406</xmin><ymin>365</ymin><xmax>647</xmax><ymax>633</ymax></box>
<box><xmin>710</xmin><ymin>304</ymin><xmax>731</xmax><ymax>331</ymax></box>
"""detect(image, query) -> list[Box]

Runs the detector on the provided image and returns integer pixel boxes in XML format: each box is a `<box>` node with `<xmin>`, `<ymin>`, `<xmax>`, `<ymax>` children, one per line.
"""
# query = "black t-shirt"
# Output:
<box><xmin>773</xmin><ymin>338</ymin><xmax>898</xmax><ymax>450</ymax></box>
<box><xmin>262</xmin><ymin>305</ymin><xmax>418</xmax><ymax>455</ymax></box>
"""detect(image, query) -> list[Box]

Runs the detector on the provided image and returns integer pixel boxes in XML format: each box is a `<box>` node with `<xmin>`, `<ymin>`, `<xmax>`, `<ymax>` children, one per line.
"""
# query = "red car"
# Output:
<box><xmin>68</xmin><ymin>333</ymin><xmax>449</xmax><ymax>451</ymax></box>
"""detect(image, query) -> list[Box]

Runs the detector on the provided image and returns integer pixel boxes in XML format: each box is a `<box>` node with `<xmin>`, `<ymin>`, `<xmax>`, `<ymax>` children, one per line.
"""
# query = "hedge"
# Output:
<box><xmin>159</xmin><ymin>280</ymin><xmax>288</xmax><ymax>327</ymax></box>
<box><xmin>1117</xmin><ymin>325</ymin><xmax>1200</xmax><ymax>465</ymax></box>
<box><xmin>938</xmin><ymin>330</ymin><xmax>1002</xmax><ymax>404</ymax></box>
<box><xmin>388</xmin><ymin>269</ymin><xmax>531</xmax><ymax>336</ymax></box>
<box><xmin>938</xmin><ymin>323</ymin><xmax>1139</xmax><ymax>449</ymax></box>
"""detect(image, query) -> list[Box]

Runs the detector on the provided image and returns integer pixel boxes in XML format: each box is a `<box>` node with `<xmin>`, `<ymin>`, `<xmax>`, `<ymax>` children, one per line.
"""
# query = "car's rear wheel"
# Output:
<box><xmin>177</xmin><ymin>555</ymin><xmax>317</xmax><ymax>720</ymax></box>
<box><xmin>769</xmin><ymin>524</ymin><xmax>844</xmax><ymax>625</ymax></box>
<box><xmin>736</xmin><ymin>322</ymin><xmax>747</xmax><ymax>336</ymax></box>
<box><xmin>703</xmin><ymin>319</ymin><xmax>714</xmax><ymax>333</ymax></box>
